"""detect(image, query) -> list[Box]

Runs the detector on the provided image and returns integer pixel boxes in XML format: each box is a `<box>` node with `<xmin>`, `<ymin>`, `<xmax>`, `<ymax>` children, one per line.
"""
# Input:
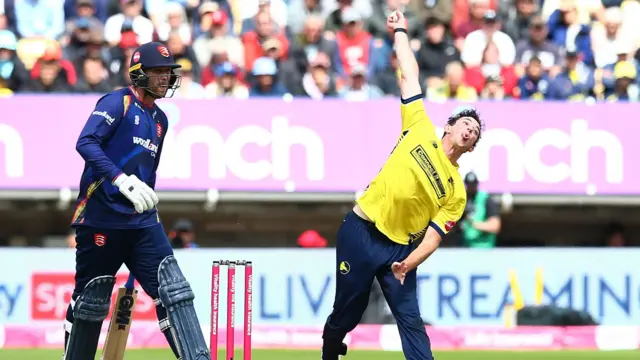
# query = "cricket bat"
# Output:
<box><xmin>102</xmin><ymin>274</ymin><xmax>138</xmax><ymax>360</ymax></box>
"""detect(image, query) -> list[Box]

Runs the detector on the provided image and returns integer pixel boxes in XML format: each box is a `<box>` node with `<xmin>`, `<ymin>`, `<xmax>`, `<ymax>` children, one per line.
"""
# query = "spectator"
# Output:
<box><xmin>193</xmin><ymin>9</ymin><xmax>245</xmax><ymax>70</ymax></box>
<box><xmin>426</xmin><ymin>61</ymin><xmax>478</xmax><ymax>101</ymax></box>
<box><xmin>541</xmin><ymin>0</ymin><xmax>603</xmax><ymax>24</ymax></box>
<box><xmin>23</xmin><ymin>43</ymin><xmax>75</xmax><ymax>93</ymax></box>
<box><xmin>261</xmin><ymin>37</ymin><xmax>286</xmax><ymax>64</ymax></box>
<box><xmin>461</xmin><ymin>10</ymin><xmax>516</xmax><ymax>67</ymax></box>
<box><xmin>514</xmin><ymin>15</ymin><xmax>563</xmax><ymax>77</ymax></box>
<box><xmin>0</xmin><ymin>30</ymin><xmax>29</xmax><ymax>91</ymax></box>
<box><xmin>199</xmin><ymin>38</ymin><xmax>244</xmax><ymax>86</ymax></box>
<box><xmin>14</xmin><ymin>0</ymin><xmax>65</xmax><ymax>39</ymax></box>
<box><xmin>194</xmin><ymin>1</ymin><xmax>220</xmax><ymax>38</ymax></box>
<box><xmin>204</xmin><ymin>61</ymin><xmax>249</xmax><ymax>98</ymax></box>
<box><xmin>515</xmin><ymin>56</ymin><xmax>550</xmax><ymax>100</ymax></box>
<box><xmin>62</xmin><ymin>17</ymin><xmax>103</xmax><ymax>64</ymax></box>
<box><xmin>480</xmin><ymin>74</ymin><xmax>505</xmax><ymax>99</ymax></box>
<box><xmin>103</xmin><ymin>0</ymin><xmax>154</xmax><ymax>47</ymax></box>
<box><xmin>416</xmin><ymin>17</ymin><xmax>461</xmax><ymax>83</ymax></box>
<box><xmin>143</xmin><ymin>0</ymin><xmax>198</xmax><ymax>27</ymax></box>
<box><xmin>501</xmin><ymin>0</ymin><xmax>540</xmax><ymax>43</ymax></box>
<box><xmin>240</xmin><ymin>0</ymin><xmax>287</xmax><ymax>34</ymax></box>
<box><xmin>333</xmin><ymin>7</ymin><xmax>375</xmax><ymax>77</ymax></box>
<box><xmin>453</xmin><ymin>0</ymin><xmax>493</xmax><ymax>47</ymax></box>
<box><xmin>547</xmin><ymin>49</ymin><xmax>594</xmax><ymax>101</ymax></box>
<box><xmin>74</xmin><ymin>54</ymin><xmax>112</xmax><ymax>93</ymax></box>
<box><xmin>372</xmin><ymin>51</ymin><xmax>401</xmax><ymax>96</ymax></box>
<box><xmin>249</xmin><ymin>56</ymin><xmax>287</xmax><ymax>97</ymax></box>
<box><xmin>339</xmin><ymin>63</ymin><xmax>384</xmax><ymax>101</ymax></box>
<box><xmin>368</xmin><ymin>0</ymin><xmax>421</xmax><ymax>39</ymax></box>
<box><xmin>606</xmin><ymin>61</ymin><xmax>638</xmax><ymax>102</ymax></box>
<box><xmin>324</xmin><ymin>0</ymin><xmax>372</xmax><ymax>33</ymax></box>
<box><xmin>62</xmin><ymin>0</ymin><xmax>104</xmax><ymax>48</ymax></box>
<box><xmin>465</xmin><ymin>41</ymin><xmax>517</xmax><ymax>97</ymax></box>
<box><xmin>292</xmin><ymin>52</ymin><xmax>340</xmax><ymax>98</ymax></box>
<box><xmin>282</xmin><ymin>15</ymin><xmax>336</xmax><ymax>91</ymax></box>
<box><xmin>596</xmin><ymin>41</ymin><xmax>635</xmax><ymax>99</ymax></box>
<box><xmin>287</xmin><ymin>0</ymin><xmax>326</xmax><ymax>36</ymax></box>
<box><xmin>546</xmin><ymin>0</ymin><xmax>593</xmax><ymax>66</ymax></box>
<box><xmin>110</xmin><ymin>39</ymin><xmax>139</xmax><ymax>88</ymax></box>
<box><xmin>173</xmin><ymin>58</ymin><xmax>206</xmax><ymax>99</ymax></box>
<box><xmin>241</xmin><ymin>11</ymin><xmax>289</xmax><ymax>71</ymax></box>
<box><xmin>156</xmin><ymin>2</ymin><xmax>192</xmax><ymax>45</ymax></box>
<box><xmin>459</xmin><ymin>172</ymin><xmax>501</xmax><ymax>249</ymax></box>
<box><xmin>165</xmin><ymin>31</ymin><xmax>200</xmax><ymax>82</ymax></box>
<box><xmin>408</xmin><ymin>0</ymin><xmax>453</xmax><ymax>28</ymax></box>
<box><xmin>169</xmin><ymin>219</ymin><xmax>199</xmax><ymax>249</ymax></box>
<box><xmin>591</xmin><ymin>7</ymin><xmax>630</xmax><ymax>69</ymax></box>
<box><xmin>106</xmin><ymin>29</ymin><xmax>138</xmax><ymax>85</ymax></box>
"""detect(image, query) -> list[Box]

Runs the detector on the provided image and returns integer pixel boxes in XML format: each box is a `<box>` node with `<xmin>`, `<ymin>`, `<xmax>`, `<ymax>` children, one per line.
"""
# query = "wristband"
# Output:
<box><xmin>394</xmin><ymin>28</ymin><xmax>407</xmax><ymax>34</ymax></box>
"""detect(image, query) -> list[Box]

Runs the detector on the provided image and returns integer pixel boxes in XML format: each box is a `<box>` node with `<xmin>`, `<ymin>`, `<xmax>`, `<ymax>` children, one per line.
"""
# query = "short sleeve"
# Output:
<box><xmin>429</xmin><ymin>195</ymin><xmax>466</xmax><ymax>238</ymax></box>
<box><xmin>399</xmin><ymin>95</ymin><xmax>434</xmax><ymax>132</ymax></box>
<box><xmin>485</xmin><ymin>196</ymin><xmax>500</xmax><ymax>218</ymax></box>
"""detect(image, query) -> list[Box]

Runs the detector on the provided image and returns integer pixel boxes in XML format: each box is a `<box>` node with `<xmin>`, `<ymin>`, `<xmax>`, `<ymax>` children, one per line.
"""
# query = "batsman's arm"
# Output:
<box><xmin>76</xmin><ymin>94</ymin><xmax>125</xmax><ymax>183</ymax></box>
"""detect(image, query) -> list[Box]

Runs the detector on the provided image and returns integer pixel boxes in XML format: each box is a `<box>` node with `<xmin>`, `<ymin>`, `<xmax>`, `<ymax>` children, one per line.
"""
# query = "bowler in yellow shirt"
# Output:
<box><xmin>321</xmin><ymin>11</ymin><xmax>484</xmax><ymax>360</ymax></box>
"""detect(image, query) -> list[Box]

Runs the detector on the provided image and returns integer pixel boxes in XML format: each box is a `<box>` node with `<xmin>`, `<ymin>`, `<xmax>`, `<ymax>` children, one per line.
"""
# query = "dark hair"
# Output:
<box><xmin>446</xmin><ymin>108</ymin><xmax>485</xmax><ymax>145</ymax></box>
<box><xmin>528</xmin><ymin>55</ymin><xmax>542</xmax><ymax>65</ymax></box>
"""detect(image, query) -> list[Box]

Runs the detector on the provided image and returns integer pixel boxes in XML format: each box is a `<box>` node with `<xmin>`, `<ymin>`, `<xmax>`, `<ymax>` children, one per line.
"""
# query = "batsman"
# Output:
<box><xmin>63</xmin><ymin>42</ymin><xmax>210</xmax><ymax>360</ymax></box>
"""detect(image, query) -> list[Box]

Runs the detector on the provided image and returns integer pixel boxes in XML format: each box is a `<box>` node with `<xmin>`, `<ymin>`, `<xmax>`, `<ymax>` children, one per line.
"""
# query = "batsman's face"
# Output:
<box><xmin>147</xmin><ymin>67</ymin><xmax>172</xmax><ymax>96</ymax></box>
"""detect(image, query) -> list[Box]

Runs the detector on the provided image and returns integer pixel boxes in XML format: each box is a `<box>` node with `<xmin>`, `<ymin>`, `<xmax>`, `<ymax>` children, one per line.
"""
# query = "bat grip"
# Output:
<box><xmin>125</xmin><ymin>274</ymin><xmax>135</xmax><ymax>290</ymax></box>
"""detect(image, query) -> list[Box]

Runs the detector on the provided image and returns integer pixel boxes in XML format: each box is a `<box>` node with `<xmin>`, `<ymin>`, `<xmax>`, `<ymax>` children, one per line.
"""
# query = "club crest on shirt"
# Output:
<box><xmin>156</xmin><ymin>123</ymin><xmax>163</xmax><ymax>138</ymax></box>
<box><xmin>94</xmin><ymin>233</ymin><xmax>107</xmax><ymax>247</ymax></box>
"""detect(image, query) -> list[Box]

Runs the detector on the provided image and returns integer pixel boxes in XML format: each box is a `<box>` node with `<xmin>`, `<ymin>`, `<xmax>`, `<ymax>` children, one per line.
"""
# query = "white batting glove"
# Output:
<box><xmin>113</xmin><ymin>174</ymin><xmax>159</xmax><ymax>213</ymax></box>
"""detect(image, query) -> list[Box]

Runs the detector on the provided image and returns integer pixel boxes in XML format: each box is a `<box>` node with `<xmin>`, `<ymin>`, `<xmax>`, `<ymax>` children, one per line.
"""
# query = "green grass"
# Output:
<box><xmin>0</xmin><ymin>349</ymin><xmax>638</xmax><ymax>359</ymax></box>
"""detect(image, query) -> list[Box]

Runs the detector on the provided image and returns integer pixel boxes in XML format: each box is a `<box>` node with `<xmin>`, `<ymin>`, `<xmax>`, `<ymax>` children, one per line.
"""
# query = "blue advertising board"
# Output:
<box><xmin>0</xmin><ymin>248</ymin><xmax>637</xmax><ymax>326</ymax></box>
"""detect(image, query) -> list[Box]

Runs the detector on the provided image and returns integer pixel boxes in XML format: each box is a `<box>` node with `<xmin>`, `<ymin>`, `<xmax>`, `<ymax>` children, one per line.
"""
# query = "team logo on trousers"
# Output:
<box><xmin>339</xmin><ymin>261</ymin><xmax>350</xmax><ymax>275</ymax></box>
<box><xmin>94</xmin><ymin>233</ymin><xmax>107</xmax><ymax>247</ymax></box>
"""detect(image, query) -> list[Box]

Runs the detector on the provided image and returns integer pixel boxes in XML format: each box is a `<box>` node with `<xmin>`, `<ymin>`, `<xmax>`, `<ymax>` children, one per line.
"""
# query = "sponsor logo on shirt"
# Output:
<box><xmin>93</xmin><ymin>111</ymin><xmax>115</xmax><ymax>125</ymax></box>
<box><xmin>132</xmin><ymin>137</ymin><xmax>158</xmax><ymax>155</ymax></box>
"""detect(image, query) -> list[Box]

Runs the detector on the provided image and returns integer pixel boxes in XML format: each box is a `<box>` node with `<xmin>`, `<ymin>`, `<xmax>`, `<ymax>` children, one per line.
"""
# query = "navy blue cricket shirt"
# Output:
<box><xmin>71</xmin><ymin>87</ymin><xmax>169</xmax><ymax>229</ymax></box>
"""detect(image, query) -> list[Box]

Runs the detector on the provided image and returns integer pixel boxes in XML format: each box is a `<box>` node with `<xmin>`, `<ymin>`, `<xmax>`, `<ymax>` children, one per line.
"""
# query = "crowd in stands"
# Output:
<box><xmin>0</xmin><ymin>0</ymin><xmax>639</xmax><ymax>101</ymax></box>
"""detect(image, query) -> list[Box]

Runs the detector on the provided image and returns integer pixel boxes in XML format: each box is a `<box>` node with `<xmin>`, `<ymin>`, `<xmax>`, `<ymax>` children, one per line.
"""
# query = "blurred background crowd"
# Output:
<box><xmin>1</xmin><ymin>0</ymin><xmax>639</xmax><ymax>101</ymax></box>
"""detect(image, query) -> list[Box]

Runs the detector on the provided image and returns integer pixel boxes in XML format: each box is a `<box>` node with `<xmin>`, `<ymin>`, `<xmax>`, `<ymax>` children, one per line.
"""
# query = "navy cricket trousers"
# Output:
<box><xmin>72</xmin><ymin>224</ymin><xmax>174</xmax><ymax>299</ymax></box>
<box><xmin>65</xmin><ymin>224</ymin><xmax>181</xmax><ymax>358</ymax></box>
<box><xmin>323</xmin><ymin>212</ymin><xmax>433</xmax><ymax>360</ymax></box>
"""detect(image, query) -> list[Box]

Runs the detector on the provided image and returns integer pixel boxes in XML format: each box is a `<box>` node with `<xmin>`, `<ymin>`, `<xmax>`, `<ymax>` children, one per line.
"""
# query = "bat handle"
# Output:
<box><xmin>125</xmin><ymin>274</ymin><xmax>135</xmax><ymax>290</ymax></box>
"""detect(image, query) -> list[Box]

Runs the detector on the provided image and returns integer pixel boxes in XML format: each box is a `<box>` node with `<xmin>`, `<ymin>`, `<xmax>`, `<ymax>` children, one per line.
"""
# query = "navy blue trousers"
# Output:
<box><xmin>323</xmin><ymin>212</ymin><xmax>433</xmax><ymax>360</ymax></box>
<box><xmin>65</xmin><ymin>224</ymin><xmax>180</xmax><ymax>358</ymax></box>
<box><xmin>73</xmin><ymin>224</ymin><xmax>174</xmax><ymax>298</ymax></box>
